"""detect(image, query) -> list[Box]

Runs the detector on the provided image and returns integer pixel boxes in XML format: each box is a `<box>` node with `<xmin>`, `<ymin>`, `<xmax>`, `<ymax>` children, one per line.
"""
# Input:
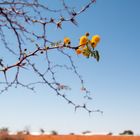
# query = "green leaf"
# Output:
<box><xmin>91</xmin><ymin>52</ymin><xmax>94</xmax><ymax>57</ymax></box>
<box><xmin>92</xmin><ymin>51</ymin><xmax>96</xmax><ymax>59</ymax></box>
<box><xmin>95</xmin><ymin>50</ymin><xmax>100</xmax><ymax>62</ymax></box>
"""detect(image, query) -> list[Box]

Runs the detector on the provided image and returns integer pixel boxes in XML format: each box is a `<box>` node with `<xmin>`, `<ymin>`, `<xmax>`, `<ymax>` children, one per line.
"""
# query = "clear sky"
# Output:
<box><xmin>0</xmin><ymin>0</ymin><xmax>140</xmax><ymax>135</ymax></box>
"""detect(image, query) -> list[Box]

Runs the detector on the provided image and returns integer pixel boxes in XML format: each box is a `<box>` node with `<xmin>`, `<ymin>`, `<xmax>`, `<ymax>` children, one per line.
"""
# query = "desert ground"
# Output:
<box><xmin>25</xmin><ymin>135</ymin><xmax>140</xmax><ymax>140</ymax></box>
<box><xmin>1</xmin><ymin>135</ymin><xmax>140</xmax><ymax>140</ymax></box>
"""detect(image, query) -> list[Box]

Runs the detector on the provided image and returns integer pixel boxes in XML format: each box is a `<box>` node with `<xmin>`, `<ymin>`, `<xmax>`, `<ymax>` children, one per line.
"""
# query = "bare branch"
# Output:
<box><xmin>0</xmin><ymin>0</ymin><xmax>102</xmax><ymax>113</ymax></box>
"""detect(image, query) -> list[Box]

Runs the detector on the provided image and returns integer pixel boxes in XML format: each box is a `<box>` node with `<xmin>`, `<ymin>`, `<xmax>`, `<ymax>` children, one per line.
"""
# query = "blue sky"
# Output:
<box><xmin>0</xmin><ymin>0</ymin><xmax>140</xmax><ymax>135</ymax></box>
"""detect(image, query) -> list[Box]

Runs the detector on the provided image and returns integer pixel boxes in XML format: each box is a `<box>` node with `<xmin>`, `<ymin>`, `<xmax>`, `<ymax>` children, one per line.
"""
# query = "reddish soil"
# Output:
<box><xmin>23</xmin><ymin>135</ymin><xmax>140</xmax><ymax>140</ymax></box>
<box><xmin>1</xmin><ymin>134</ymin><xmax>140</xmax><ymax>140</ymax></box>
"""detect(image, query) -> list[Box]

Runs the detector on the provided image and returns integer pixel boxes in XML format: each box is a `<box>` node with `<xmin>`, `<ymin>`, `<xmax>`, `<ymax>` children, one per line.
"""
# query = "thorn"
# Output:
<box><xmin>60</xmin><ymin>16</ymin><xmax>65</xmax><ymax>21</ymax></box>
<box><xmin>50</xmin><ymin>18</ymin><xmax>54</xmax><ymax>22</ymax></box>
<box><xmin>3</xmin><ymin>71</ymin><xmax>8</xmax><ymax>84</ymax></box>
<box><xmin>56</xmin><ymin>22</ymin><xmax>62</xmax><ymax>29</ymax></box>
<box><xmin>83</xmin><ymin>104</ymin><xmax>86</xmax><ymax>108</ymax></box>
<box><xmin>68</xmin><ymin>100</ymin><xmax>72</xmax><ymax>104</ymax></box>
<box><xmin>70</xmin><ymin>18</ymin><xmax>78</xmax><ymax>26</ymax></box>
<box><xmin>71</xmin><ymin>10</ymin><xmax>77</xmax><ymax>16</ymax></box>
